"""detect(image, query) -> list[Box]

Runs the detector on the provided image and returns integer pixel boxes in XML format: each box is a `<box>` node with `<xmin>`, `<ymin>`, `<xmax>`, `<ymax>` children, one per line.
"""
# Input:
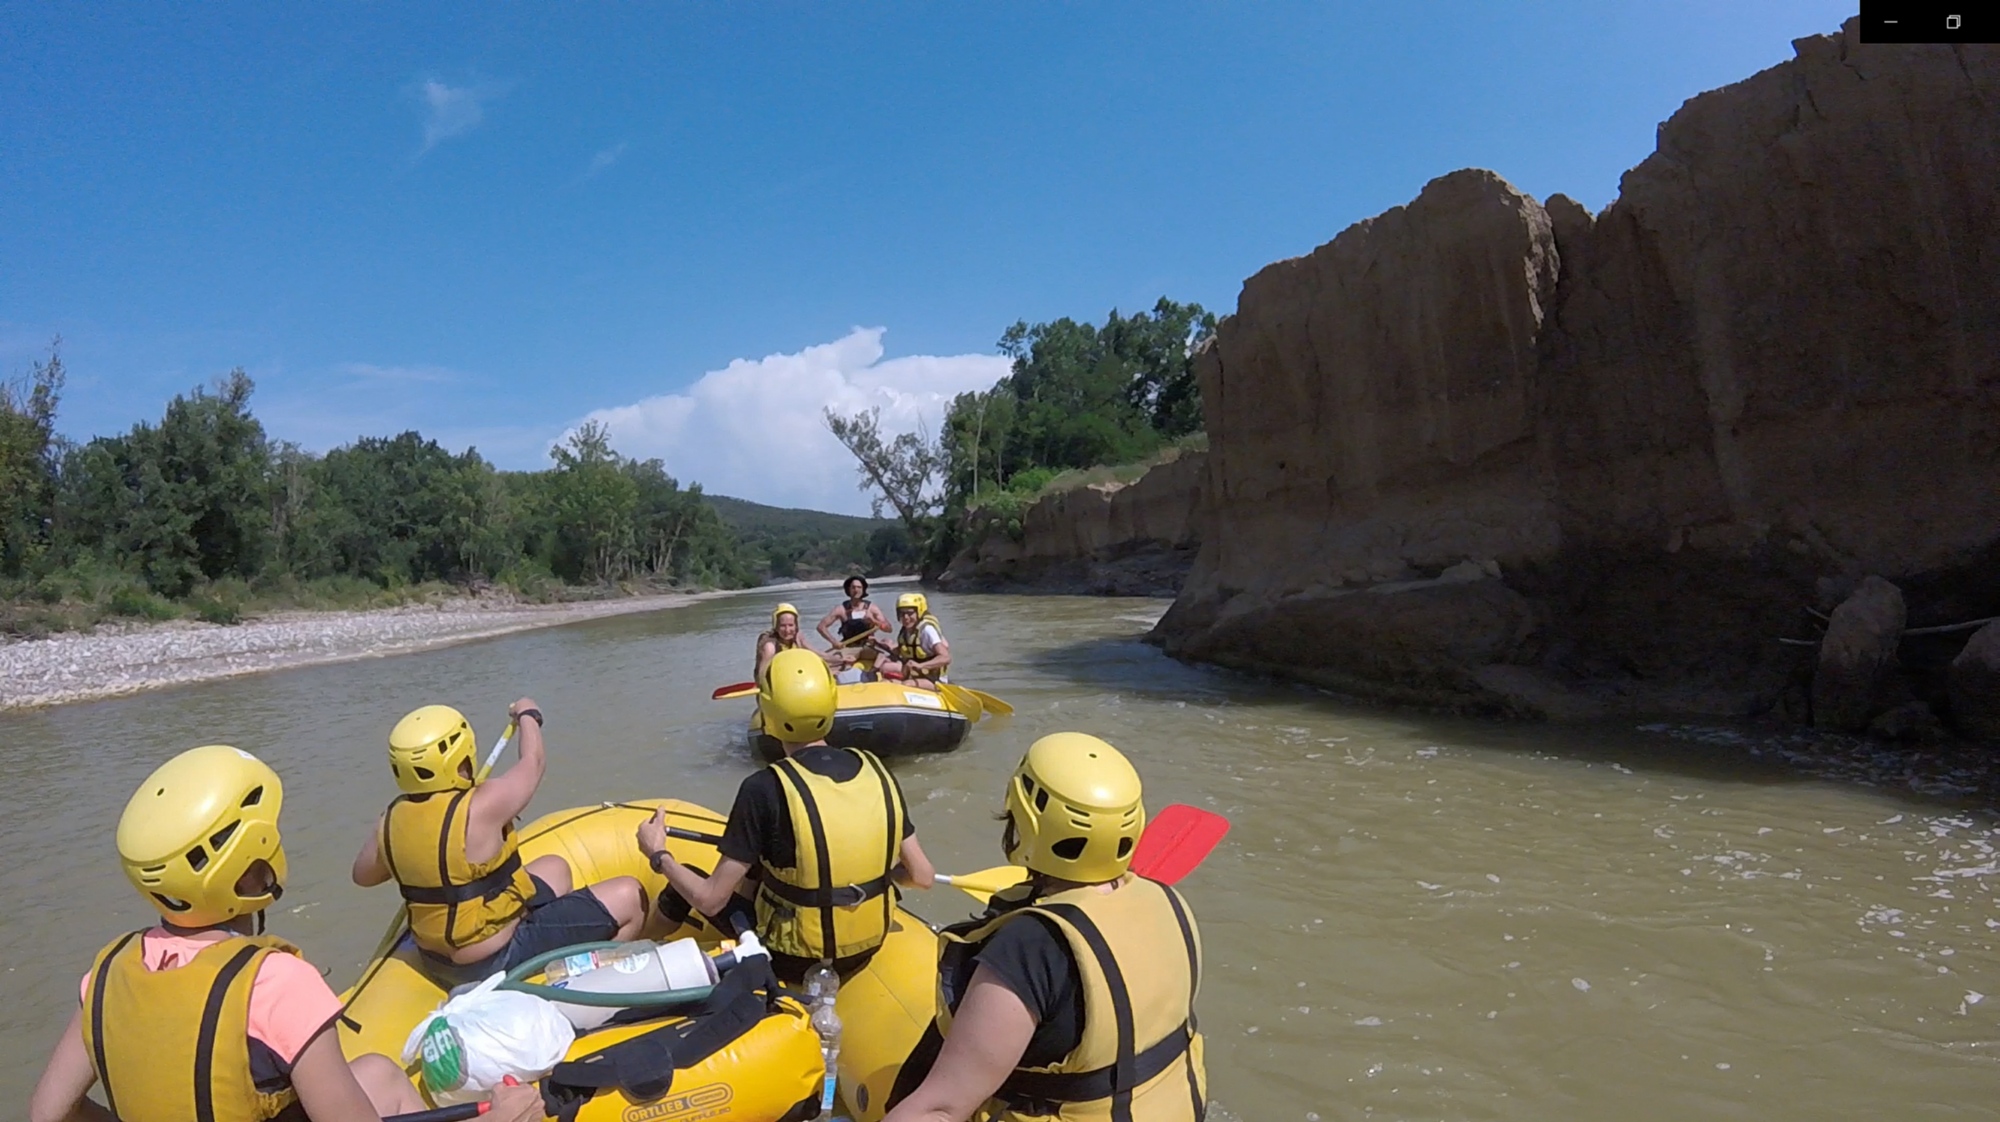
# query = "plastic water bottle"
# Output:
<box><xmin>543</xmin><ymin>939</ymin><xmax>720</xmax><ymax>1031</ymax></box>
<box><xmin>805</xmin><ymin>962</ymin><xmax>843</xmax><ymax>1121</ymax></box>
<box><xmin>542</xmin><ymin>941</ymin><xmax>656</xmax><ymax>984</ymax></box>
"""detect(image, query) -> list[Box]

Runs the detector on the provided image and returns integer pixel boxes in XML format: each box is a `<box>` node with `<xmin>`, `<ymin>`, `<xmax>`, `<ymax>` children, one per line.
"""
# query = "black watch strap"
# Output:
<box><xmin>515</xmin><ymin>707</ymin><xmax>544</xmax><ymax>728</ymax></box>
<box><xmin>648</xmin><ymin>848</ymin><xmax>671</xmax><ymax>873</ymax></box>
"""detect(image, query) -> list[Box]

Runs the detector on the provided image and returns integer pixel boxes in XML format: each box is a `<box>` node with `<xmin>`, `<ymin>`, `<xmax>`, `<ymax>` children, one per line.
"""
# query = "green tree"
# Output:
<box><xmin>59</xmin><ymin>370</ymin><xmax>271</xmax><ymax>595</ymax></box>
<box><xmin>0</xmin><ymin>339</ymin><xmax>64</xmax><ymax>576</ymax></box>
<box><xmin>823</xmin><ymin>407</ymin><xmax>943</xmax><ymax>548</ymax></box>
<box><xmin>940</xmin><ymin>297</ymin><xmax>1215</xmax><ymax>510</ymax></box>
<box><xmin>545</xmin><ymin>421</ymin><xmax>640</xmax><ymax>582</ymax></box>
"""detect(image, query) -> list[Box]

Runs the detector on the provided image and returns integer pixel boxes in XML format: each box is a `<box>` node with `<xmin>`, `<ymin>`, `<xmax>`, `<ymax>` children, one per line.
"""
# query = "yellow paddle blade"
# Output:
<box><xmin>937</xmin><ymin>864</ymin><xmax>1030</xmax><ymax>903</ymax></box>
<box><xmin>965</xmin><ymin>689</ymin><xmax>1014</xmax><ymax>716</ymax></box>
<box><xmin>712</xmin><ymin>684</ymin><xmax>758</xmax><ymax>700</ymax></box>
<box><xmin>935</xmin><ymin>682</ymin><xmax>984</xmax><ymax>722</ymax></box>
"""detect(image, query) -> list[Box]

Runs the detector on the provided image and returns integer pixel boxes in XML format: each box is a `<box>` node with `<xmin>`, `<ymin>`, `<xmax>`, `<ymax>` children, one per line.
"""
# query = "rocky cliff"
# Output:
<box><xmin>940</xmin><ymin>451</ymin><xmax>1206</xmax><ymax>596</ymax></box>
<box><xmin>1155</xmin><ymin>20</ymin><xmax>2000</xmax><ymax>725</ymax></box>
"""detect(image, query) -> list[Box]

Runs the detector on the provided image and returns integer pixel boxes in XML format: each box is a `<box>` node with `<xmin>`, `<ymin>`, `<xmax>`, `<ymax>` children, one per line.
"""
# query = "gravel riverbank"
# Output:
<box><xmin>0</xmin><ymin>577</ymin><xmax>887</xmax><ymax>710</ymax></box>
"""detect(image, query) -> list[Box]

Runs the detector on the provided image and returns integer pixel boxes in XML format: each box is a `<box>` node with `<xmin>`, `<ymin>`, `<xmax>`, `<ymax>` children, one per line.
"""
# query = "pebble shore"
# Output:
<box><xmin>0</xmin><ymin>580</ymin><xmax>869</xmax><ymax>711</ymax></box>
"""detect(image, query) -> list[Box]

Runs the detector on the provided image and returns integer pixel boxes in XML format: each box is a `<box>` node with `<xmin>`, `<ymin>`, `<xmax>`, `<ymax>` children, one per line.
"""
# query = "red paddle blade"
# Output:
<box><xmin>1131</xmin><ymin>803</ymin><xmax>1229</xmax><ymax>885</ymax></box>
<box><xmin>711</xmin><ymin>682</ymin><xmax>757</xmax><ymax>699</ymax></box>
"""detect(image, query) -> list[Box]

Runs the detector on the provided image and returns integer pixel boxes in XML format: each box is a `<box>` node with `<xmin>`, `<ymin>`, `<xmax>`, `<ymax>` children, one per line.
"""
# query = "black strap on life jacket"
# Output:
<box><xmin>1161</xmin><ymin>884</ymin><xmax>1206</xmax><ymax>1121</ymax></box>
<box><xmin>86</xmin><ymin>930</ymin><xmax>141</xmax><ymax>1120</ymax></box>
<box><xmin>194</xmin><ymin>943</ymin><xmax>267</xmax><ymax>1122</ymax></box>
<box><xmin>759</xmin><ymin>871</ymin><xmax>891</xmax><ymax>910</ymax></box>
<box><xmin>863</xmin><ymin>749</ymin><xmax>901</xmax><ymax>942</ymax></box>
<box><xmin>543</xmin><ymin>956</ymin><xmax>780</xmax><ymax>1119</ymax></box>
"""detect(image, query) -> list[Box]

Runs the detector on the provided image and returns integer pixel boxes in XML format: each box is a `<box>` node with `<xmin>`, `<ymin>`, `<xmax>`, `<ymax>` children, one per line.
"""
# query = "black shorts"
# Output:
<box><xmin>419</xmin><ymin>874</ymin><xmax>619</xmax><ymax>990</ymax></box>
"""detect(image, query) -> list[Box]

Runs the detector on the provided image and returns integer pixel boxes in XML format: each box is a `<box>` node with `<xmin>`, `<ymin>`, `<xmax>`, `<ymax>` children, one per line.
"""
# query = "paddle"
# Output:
<box><xmin>963</xmin><ymin>688</ymin><xmax>1014</xmax><ymax>717</ymax></box>
<box><xmin>936</xmin><ymin>803</ymin><xmax>1230</xmax><ymax>904</ymax></box>
<box><xmin>935</xmin><ymin>681</ymin><xmax>985</xmax><ymax>722</ymax></box>
<box><xmin>711</xmin><ymin>682</ymin><xmax>757</xmax><ymax>700</ymax></box>
<box><xmin>359</xmin><ymin>720</ymin><xmax>518</xmax><ymax>967</ymax></box>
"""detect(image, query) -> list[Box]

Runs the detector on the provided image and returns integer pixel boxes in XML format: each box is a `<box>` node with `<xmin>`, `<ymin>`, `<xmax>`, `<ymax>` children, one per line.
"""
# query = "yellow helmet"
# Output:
<box><xmin>388</xmin><ymin>704</ymin><xmax>478</xmax><ymax>794</ymax></box>
<box><xmin>118</xmin><ymin>746</ymin><xmax>287</xmax><ymax>928</ymax></box>
<box><xmin>1004</xmin><ymin>733</ymin><xmax>1145</xmax><ymax>883</ymax></box>
<box><xmin>771</xmin><ymin>603</ymin><xmax>799</xmax><ymax>630</ymax></box>
<box><xmin>895</xmin><ymin>592</ymin><xmax>928</xmax><ymax>616</ymax></box>
<box><xmin>758</xmin><ymin>648</ymin><xmax>837</xmax><ymax>745</ymax></box>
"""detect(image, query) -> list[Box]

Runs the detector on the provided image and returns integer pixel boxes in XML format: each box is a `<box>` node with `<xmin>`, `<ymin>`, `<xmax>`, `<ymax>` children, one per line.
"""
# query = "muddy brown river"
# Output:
<box><xmin>4</xmin><ymin>592</ymin><xmax>1996</xmax><ymax>1118</ymax></box>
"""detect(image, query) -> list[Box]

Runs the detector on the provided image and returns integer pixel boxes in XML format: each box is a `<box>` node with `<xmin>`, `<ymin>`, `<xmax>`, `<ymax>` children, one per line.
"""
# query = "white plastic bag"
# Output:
<box><xmin>402</xmin><ymin>973</ymin><xmax>576</xmax><ymax>1105</ymax></box>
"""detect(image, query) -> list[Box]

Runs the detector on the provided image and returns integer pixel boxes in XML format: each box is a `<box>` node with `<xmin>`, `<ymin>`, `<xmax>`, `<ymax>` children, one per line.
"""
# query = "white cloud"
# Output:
<box><xmin>573</xmin><ymin>328</ymin><xmax>1010</xmax><ymax>515</ymax></box>
<box><xmin>581</xmin><ymin>142</ymin><xmax>628</xmax><ymax>180</ymax></box>
<box><xmin>418</xmin><ymin>79</ymin><xmax>496</xmax><ymax>152</ymax></box>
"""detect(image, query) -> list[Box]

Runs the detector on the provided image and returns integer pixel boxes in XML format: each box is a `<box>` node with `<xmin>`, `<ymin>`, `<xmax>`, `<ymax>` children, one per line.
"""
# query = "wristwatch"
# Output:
<box><xmin>514</xmin><ymin>707</ymin><xmax>544</xmax><ymax>728</ymax></box>
<box><xmin>647</xmin><ymin>848</ymin><xmax>672</xmax><ymax>874</ymax></box>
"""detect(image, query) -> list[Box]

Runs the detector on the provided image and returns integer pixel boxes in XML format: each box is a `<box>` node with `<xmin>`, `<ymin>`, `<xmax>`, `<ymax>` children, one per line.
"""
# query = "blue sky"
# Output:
<box><xmin>1</xmin><ymin>2</ymin><xmax>1856</xmax><ymax>513</ymax></box>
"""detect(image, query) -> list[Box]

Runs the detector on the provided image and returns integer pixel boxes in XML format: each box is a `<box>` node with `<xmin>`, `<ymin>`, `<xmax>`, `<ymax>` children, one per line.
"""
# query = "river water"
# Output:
<box><xmin>4</xmin><ymin>592</ymin><xmax>1997</xmax><ymax>1118</ymax></box>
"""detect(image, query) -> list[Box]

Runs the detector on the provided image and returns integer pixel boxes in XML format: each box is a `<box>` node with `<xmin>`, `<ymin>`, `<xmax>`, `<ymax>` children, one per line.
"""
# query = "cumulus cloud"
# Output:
<box><xmin>573</xmin><ymin>328</ymin><xmax>1010</xmax><ymax>514</ymax></box>
<box><xmin>418</xmin><ymin>79</ymin><xmax>497</xmax><ymax>151</ymax></box>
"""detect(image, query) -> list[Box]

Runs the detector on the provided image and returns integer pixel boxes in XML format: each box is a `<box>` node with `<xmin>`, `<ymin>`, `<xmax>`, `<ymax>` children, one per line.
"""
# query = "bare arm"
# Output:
<box><xmin>816</xmin><ymin>607</ymin><xmax>844</xmax><ymax>647</ymax></box>
<box><xmin>468</xmin><ymin>701</ymin><xmax>544</xmax><ymax>850</ymax></box>
<box><xmin>919</xmin><ymin>637</ymin><xmax>952</xmax><ymax>674</ymax></box>
<box><xmin>639</xmin><ymin>808</ymin><xmax>754</xmax><ymax>917</ymax></box>
<box><xmin>894</xmin><ymin>833</ymin><xmax>936</xmax><ymax>889</ymax></box>
<box><xmin>350</xmin><ymin>813</ymin><xmax>391</xmax><ymax>887</ymax></box>
<box><xmin>290</xmin><ymin>1030</ymin><xmax>388</xmax><ymax>1122</ymax></box>
<box><xmin>881</xmin><ymin>968</ymin><xmax>1036</xmax><ymax>1122</ymax></box>
<box><xmin>663</xmin><ymin>854</ymin><xmax>754</xmax><ymax>918</ymax></box>
<box><xmin>29</xmin><ymin>1009</ymin><xmax>113</xmax><ymax>1122</ymax></box>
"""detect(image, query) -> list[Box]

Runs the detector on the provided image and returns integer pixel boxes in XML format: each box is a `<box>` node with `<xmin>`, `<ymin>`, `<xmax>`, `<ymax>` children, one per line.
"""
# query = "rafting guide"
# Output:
<box><xmin>819</xmin><ymin>575</ymin><xmax>892</xmax><ymax>684</ymax></box>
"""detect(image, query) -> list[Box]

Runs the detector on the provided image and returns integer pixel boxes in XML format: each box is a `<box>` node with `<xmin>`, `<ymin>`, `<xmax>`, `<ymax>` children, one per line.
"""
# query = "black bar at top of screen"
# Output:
<box><xmin>1859</xmin><ymin>0</ymin><xmax>1997</xmax><ymax>43</ymax></box>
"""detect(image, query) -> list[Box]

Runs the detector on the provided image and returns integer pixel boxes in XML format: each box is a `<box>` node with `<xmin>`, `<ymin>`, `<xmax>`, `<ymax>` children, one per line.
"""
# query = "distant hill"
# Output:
<box><xmin>706</xmin><ymin>495</ymin><xmax>894</xmax><ymax>539</ymax></box>
<box><xmin>704</xmin><ymin>494</ymin><xmax>915</xmax><ymax>581</ymax></box>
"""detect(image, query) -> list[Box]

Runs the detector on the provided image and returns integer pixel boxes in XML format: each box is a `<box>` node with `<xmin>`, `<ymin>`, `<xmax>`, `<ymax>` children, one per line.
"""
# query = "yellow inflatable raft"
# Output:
<box><xmin>751</xmin><ymin>679</ymin><xmax>971</xmax><ymax>757</ymax></box>
<box><xmin>338</xmin><ymin>798</ymin><xmax>936</xmax><ymax>1122</ymax></box>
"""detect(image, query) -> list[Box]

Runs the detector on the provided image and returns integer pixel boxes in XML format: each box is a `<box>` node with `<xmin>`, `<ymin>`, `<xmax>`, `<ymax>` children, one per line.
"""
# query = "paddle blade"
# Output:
<box><xmin>966</xmin><ymin>688</ymin><xmax>1014</xmax><ymax>717</ymax></box>
<box><xmin>711</xmin><ymin>682</ymin><xmax>758</xmax><ymax>700</ymax></box>
<box><xmin>937</xmin><ymin>683</ymin><xmax>984</xmax><ymax>722</ymax></box>
<box><xmin>938</xmin><ymin>865</ymin><xmax>1031</xmax><ymax>904</ymax></box>
<box><xmin>1130</xmin><ymin>804</ymin><xmax>1229</xmax><ymax>885</ymax></box>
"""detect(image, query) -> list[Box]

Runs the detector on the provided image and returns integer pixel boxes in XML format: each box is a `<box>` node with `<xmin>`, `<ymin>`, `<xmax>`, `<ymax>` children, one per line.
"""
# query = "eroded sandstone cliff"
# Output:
<box><xmin>941</xmin><ymin>450</ymin><xmax>1206</xmax><ymax>597</ymax></box>
<box><xmin>1154</xmin><ymin>20</ymin><xmax>2000</xmax><ymax>722</ymax></box>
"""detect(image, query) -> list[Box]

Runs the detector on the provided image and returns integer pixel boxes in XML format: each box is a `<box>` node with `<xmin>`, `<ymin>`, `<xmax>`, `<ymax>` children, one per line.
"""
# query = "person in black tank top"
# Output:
<box><xmin>816</xmin><ymin>576</ymin><xmax>890</xmax><ymax>679</ymax></box>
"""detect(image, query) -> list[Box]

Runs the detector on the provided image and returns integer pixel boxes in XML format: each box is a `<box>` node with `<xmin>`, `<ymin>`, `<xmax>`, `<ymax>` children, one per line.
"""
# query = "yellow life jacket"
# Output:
<box><xmin>756</xmin><ymin>749</ymin><xmax>906</xmax><ymax>960</ymax></box>
<box><xmin>934</xmin><ymin>876</ymin><xmax>1207</xmax><ymax>1122</ymax></box>
<box><xmin>894</xmin><ymin>613</ymin><xmax>946</xmax><ymax>679</ymax></box>
<box><xmin>380</xmin><ymin>788</ymin><xmax>535</xmax><ymax>952</ymax></box>
<box><xmin>80</xmin><ymin>930</ymin><xmax>303</xmax><ymax>1122</ymax></box>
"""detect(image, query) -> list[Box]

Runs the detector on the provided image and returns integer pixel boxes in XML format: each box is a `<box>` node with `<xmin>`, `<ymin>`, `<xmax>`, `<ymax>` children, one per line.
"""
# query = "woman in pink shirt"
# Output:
<box><xmin>29</xmin><ymin>744</ymin><xmax>543</xmax><ymax>1122</ymax></box>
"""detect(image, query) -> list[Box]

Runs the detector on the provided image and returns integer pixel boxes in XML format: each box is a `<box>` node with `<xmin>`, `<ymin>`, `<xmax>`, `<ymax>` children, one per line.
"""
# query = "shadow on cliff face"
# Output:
<box><xmin>1043</xmin><ymin>630</ymin><xmax>2000</xmax><ymax>819</ymax></box>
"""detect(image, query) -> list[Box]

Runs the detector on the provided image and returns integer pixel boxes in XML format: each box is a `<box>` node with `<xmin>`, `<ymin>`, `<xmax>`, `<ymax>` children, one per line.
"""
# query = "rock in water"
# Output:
<box><xmin>1949</xmin><ymin>621</ymin><xmax>2000</xmax><ymax>741</ymax></box>
<box><xmin>1813</xmin><ymin>576</ymin><xmax>1906</xmax><ymax>732</ymax></box>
